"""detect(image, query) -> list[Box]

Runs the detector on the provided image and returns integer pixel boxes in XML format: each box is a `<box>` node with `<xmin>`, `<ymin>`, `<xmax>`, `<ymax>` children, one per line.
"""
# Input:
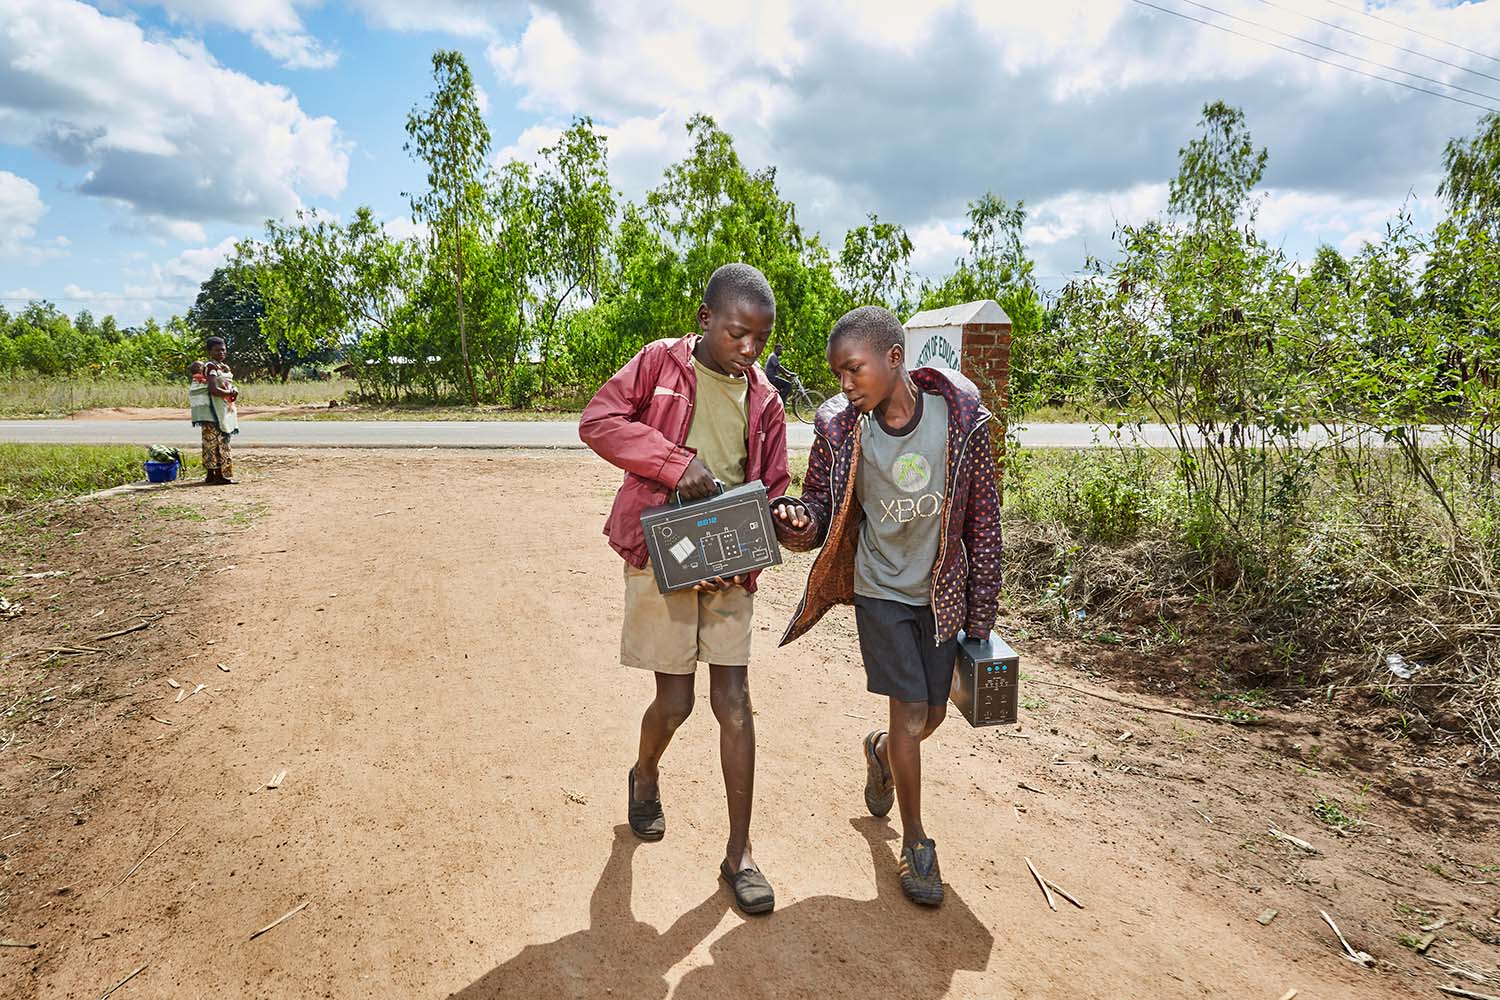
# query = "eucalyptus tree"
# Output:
<box><xmin>405</xmin><ymin>49</ymin><xmax>492</xmax><ymax>404</ymax></box>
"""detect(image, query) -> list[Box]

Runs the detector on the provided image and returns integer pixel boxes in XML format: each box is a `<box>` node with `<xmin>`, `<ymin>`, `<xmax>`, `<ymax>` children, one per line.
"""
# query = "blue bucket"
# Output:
<box><xmin>144</xmin><ymin>460</ymin><xmax>179</xmax><ymax>483</ymax></box>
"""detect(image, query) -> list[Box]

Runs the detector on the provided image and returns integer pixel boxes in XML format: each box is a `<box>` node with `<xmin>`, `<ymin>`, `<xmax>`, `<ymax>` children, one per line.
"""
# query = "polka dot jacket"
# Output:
<box><xmin>776</xmin><ymin>366</ymin><xmax>1004</xmax><ymax>647</ymax></box>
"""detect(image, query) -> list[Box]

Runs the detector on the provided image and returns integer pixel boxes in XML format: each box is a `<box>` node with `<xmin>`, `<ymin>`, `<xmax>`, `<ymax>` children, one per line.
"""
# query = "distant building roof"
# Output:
<box><xmin>904</xmin><ymin>299</ymin><xmax>1011</xmax><ymax>329</ymax></box>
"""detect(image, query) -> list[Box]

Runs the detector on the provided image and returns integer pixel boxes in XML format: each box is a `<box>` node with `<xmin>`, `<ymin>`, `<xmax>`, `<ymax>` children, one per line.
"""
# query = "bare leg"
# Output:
<box><xmin>709</xmin><ymin>665</ymin><xmax>755</xmax><ymax>871</ymax></box>
<box><xmin>878</xmin><ymin>698</ymin><xmax>944</xmax><ymax>849</ymax></box>
<box><xmin>633</xmin><ymin>672</ymin><xmax>695</xmax><ymax>801</ymax></box>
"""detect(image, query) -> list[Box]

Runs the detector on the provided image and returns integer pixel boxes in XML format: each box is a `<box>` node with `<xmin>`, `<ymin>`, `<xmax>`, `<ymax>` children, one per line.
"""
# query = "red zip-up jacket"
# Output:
<box><xmin>775</xmin><ymin>367</ymin><xmax>1003</xmax><ymax>645</ymax></box>
<box><xmin>578</xmin><ymin>334</ymin><xmax>794</xmax><ymax>594</ymax></box>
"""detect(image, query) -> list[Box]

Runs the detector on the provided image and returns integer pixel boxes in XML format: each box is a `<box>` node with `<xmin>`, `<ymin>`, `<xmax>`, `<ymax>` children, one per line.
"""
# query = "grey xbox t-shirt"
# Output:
<box><xmin>854</xmin><ymin>392</ymin><xmax>948</xmax><ymax>606</ymax></box>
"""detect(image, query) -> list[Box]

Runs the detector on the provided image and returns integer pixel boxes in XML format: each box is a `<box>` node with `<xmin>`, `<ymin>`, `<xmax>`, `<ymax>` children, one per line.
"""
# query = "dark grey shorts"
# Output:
<box><xmin>852</xmin><ymin>595</ymin><xmax>959</xmax><ymax>706</ymax></box>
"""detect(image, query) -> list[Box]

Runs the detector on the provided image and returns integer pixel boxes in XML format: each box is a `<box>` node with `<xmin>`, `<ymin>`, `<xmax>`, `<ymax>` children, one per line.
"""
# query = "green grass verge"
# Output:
<box><xmin>0</xmin><ymin>443</ymin><xmax>200</xmax><ymax>512</ymax></box>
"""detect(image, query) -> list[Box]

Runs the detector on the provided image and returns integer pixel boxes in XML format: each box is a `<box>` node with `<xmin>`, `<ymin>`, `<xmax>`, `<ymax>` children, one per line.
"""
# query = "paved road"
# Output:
<box><xmin>0</xmin><ymin>418</ymin><xmax>1449</xmax><ymax>450</ymax></box>
<box><xmin>0</xmin><ymin>418</ymin><xmax>1155</xmax><ymax>450</ymax></box>
<box><xmin>0</xmin><ymin>418</ymin><xmax>630</xmax><ymax>450</ymax></box>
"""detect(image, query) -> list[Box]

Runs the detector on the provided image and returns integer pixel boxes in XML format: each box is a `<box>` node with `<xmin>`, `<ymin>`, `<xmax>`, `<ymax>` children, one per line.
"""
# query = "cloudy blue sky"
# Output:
<box><xmin>1</xmin><ymin>0</ymin><xmax>1498</xmax><ymax>325</ymax></box>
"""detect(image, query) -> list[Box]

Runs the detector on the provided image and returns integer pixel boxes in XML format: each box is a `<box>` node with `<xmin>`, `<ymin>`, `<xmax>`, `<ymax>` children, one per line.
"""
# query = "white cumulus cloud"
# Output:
<box><xmin>137</xmin><ymin>0</ymin><xmax>338</xmax><ymax>69</ymax></box>
<box><xmin>52</xmin><ymin>236</ymin><xmax>240</xmax><ymax>324</ymax></box>
<box><xmin>0</xmin><ymin>0</ymin><xmax>349</xmax><ymax>232</ymax></box>
<box><xmin>0</xmin><ymin>170</ymin><xmax>48</xmax><ymax>257</ymax></box>
<box><xmin>480</xmin><ymin>0</ymin><xmax>1499</xmax><ymax>275</ymax></box>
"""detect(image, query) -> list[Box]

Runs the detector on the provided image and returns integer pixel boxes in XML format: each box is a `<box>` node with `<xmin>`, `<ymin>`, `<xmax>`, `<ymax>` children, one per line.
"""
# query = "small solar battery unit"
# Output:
<box><xmin>640</xmin><ymin>480</ymin><xmax>783</xmax><ymax>593</ymax></box>
<box><xmin>950</xmin><ymin>631</ymin><xmax>1020</xmax><ymax>727</ymax></box>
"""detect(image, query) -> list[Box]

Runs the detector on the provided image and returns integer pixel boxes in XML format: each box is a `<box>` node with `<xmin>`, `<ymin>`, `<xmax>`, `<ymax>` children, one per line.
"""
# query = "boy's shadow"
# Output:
<box><xmin>449</xmin><ymin>818</ymin><xmax>992</xmax><ymax>999</ymax></box>
<box><xmin>449</xmin><ymin>825</ymin><xmax>727</xmax><ymax>1000</ymax></box>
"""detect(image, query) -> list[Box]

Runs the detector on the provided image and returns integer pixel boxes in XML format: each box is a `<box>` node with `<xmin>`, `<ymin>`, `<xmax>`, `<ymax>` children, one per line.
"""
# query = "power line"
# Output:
<box><xmin>1323</xmin><ymin>0</ymin><xmax>1500</xmax><ymax>68</ymax></box>
<box><xmin>1256</xmin><ymin>0</ymin><xmax>1500</xmax><ymax>87</ymax></box>
<box><xmin>1173</xmin><ymin>0</ymin><xmax>1500</xmax><ymax>103</ymax></box>
<box><xmin>1130</xmin><ymin>0</ymin><xmax>1500</xmax><ymax>113</ymax></box>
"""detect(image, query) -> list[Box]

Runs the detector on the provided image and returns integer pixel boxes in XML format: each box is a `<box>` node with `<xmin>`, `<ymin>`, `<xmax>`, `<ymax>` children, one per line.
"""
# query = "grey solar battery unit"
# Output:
<box><xmin>950</xmin><ymin>631</ymin><xmax>1020</xmax><ymax>727</ymax></box>
<box><xmin>640</xmin><ymin>480</ymin><xmax>783</xmax><ymax>593</ymax></box>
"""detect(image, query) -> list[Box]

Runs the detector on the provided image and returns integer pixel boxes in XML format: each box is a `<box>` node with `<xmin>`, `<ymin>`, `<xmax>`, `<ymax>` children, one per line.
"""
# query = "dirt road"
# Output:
<box><xmin>3</xmin><ymin>451</ymin><xmax>1496</xmax><ymax>998</ymax></box>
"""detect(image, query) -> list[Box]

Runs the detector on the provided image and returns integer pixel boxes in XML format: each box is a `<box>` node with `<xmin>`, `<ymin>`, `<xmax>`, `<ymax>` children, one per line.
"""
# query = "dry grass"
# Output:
<box><xmin>1000</xmin><ymin>446</ymin><xmax>1500</xmax><ymax>764</ymax></box>
<box><xmin>0</xmin><ymin>377</ymin><xmax>357</xmax><ymax>416</ymax></box>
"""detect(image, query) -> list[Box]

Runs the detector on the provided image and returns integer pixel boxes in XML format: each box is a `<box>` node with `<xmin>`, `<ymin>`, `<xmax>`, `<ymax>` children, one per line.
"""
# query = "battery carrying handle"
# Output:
<box><xmin>671</xmin><ymin>478</ymin><xmax>725</xmax><ymax>507</ymax></box>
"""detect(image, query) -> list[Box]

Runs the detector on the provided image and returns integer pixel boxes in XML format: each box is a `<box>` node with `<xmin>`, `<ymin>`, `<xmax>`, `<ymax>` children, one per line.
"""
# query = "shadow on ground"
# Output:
<box><xmin>449</xmin><ymin>817</ymin><xmax>993</xmax><ymax>999</ymax></box>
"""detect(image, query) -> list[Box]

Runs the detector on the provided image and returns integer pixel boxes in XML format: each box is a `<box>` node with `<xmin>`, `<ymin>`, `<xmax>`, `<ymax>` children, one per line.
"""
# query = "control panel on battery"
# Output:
<box><xmin>640</xmin><ymin>481</ymin><xmax>782</xmax><ymax>593</ymax></box>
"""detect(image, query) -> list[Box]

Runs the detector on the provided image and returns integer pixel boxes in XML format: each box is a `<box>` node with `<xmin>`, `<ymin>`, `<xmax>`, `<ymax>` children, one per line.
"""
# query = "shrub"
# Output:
<box><xmin>504</xmin><ymin>362</ymin><xmax>539</xmax><ymax>408</ymax></box>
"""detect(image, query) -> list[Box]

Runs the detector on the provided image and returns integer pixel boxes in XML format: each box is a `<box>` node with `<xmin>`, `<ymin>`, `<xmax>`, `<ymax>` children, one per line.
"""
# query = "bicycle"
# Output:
<box><xmin>779</xmin><ymin>369</ymin><xmax>828</xmax><ymax>424</ymax></box>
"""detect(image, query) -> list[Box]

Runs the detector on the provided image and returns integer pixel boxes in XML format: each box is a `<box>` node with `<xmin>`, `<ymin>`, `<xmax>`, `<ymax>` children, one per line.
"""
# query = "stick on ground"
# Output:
<box><xmin>1427</xmin><ymin>955</ymin><xmax>1488</xmax><ymax>984</ymax></box>
<box><xmin>1269</xmin><ymin>827</ymin><xmax>1321</xmax><ymax>854</ymax></box>
<box><xmin>109</xmin><ymin>822</ymin><xmax>186</xmax><ymax>892</ymax></box>
<box><xmin>1043</xmin><ymin>877</ymin><xmax>1085</xmax><ymax>909</ymax></box>
<box><xmin>1024</xmin><ymin>857</ymin><xmax>1057</xmax><ymax>911</ymax></box>
<box><xmin>1436</xmin><ymin>987</ymin><xmax>1500</xmax><ymax>1000</ymax></box>
<box><xmin>1319</xmin><ymin>910</ymin><xmax>1374</xmax><ymax>968</ymax></box>
<box><xmin>1028</xmin><ymin>679</ymin><xmax>1259</xmax><ymax>725</ymax></box>
<box><xmin>97</xmin><ymin>962</ymin><xmax>147</xmax><ymax>1000</ymax></box>
<box><xmin>249</xmin><ymin>900</ymin><xmax>310</xmax><ymax>940</ymax></box>
<box><xmin>93</xmin><ymin>617</ymin><xmax>159</xmax><ymax>642</ymax></box>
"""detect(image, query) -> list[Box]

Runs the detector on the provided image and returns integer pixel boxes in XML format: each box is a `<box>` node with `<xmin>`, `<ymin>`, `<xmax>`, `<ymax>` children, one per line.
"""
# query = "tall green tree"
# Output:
<box><xmin>236</xmin><ymin>208</ymin><xmax>418</xmax><ymax>361</ymax></box>
<box><xmin>481</xmin><ymin>159</ymin><xmax>541</xmax><ymax>387</ymax></box>
<box><xmin>1168</xmin><ymin>101</ymin><xmax>1268</xmax><ymax>227</ymax></box>
<box><xmin>405</xmin><ymin>49</ymin><xmax>492</xmax><ymax>405</ymax></box>
<box><xmin>1439</xmin><ymin>111</ymin><xmax>1500</xmax><ymax>233</ymax></box>
<box><xmin>534</xmin><ymin>117</ymin><xmax>616</xmax><ymax>392</ymax></box>
<box><xmin>918</xmin><ymin>194</ymin><xmax>1048</xmax><ymax>408</ymax></box>
<box><xmin>838</xmin><ymin>212</ymin><xmax>914</xmax><ymax>312</ymax></box>
<box><xmin>636</xmin><ymin>113</ymin><xmax>838</xmax><ymax>380</ymax></box>
<box><xmin>188</xmin><ymin>266</ymin><xmax>282</xmax><ymax>377</ymax></box>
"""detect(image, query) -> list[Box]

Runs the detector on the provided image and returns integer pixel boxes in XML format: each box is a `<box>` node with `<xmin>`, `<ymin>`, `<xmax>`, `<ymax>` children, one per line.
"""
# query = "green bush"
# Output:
<box><xmin>1008</xmin><ymin>449</ymin><xmax>1159</xmax><ymax>543</ymax></box>
<box><xmin>13</xmin><ymin>330</ymin><xmax>63</xmax><ymax>375</ymax></box>
<box><xmin>504</xmin><ymin>362</ymin><xmax>539</xmax><ymax>408</ymax></box>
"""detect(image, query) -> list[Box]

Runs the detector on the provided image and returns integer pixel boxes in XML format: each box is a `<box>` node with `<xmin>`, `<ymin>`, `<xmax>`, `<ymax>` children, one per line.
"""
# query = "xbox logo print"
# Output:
<box><xmin>892</xmin><ymin>452</ymin><xmax>932</xmax><ymax>492</ymax></box>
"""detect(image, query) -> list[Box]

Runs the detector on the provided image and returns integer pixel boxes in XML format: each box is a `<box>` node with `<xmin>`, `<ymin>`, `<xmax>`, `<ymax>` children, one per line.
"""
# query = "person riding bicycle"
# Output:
<box><xmin>765</xmin><ymin>344</ymin><xmax>795</xmax><ymax>401</ymax></box>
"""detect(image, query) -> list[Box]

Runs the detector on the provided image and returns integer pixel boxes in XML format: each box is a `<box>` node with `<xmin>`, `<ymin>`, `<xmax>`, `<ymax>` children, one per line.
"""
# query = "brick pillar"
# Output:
<box><xmin>958</xmin><ymin>321</ymin><xmax>1011</xmax><ymax>497</ymax></box>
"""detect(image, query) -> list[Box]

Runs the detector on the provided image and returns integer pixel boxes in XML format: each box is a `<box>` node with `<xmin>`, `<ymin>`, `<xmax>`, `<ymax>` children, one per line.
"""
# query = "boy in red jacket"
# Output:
<box><xmin>579</xmin><ymin>263</ymin><xmax>794</xmax><ymax>915</ymax></box>
<box><xmin>773</xmin><ymin>306</ymin><xmax>1003</xmax><ymax>907</ymax></box>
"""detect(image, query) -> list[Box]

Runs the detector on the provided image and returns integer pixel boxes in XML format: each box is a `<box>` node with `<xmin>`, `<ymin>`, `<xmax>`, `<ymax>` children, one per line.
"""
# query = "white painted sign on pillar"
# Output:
<box><xmin>905</xmin><ymin>324</ymin><xmax>963</xmax><ymax>370</ymax></box>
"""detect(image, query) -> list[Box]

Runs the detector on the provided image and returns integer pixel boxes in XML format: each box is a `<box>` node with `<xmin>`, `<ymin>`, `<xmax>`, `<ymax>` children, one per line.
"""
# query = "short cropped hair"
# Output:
<box><xmin>205</xmin><ymin>336</ymin><xmax>226</xmax><ymax>348</ymax></box>
<box><xmin>704</xmin><ymin>263</ymin><xmax>776</xmax><ymax>315</ymax></box>
<box><xmin>829</xmin><ymin>305</ymin><xmax>904</xmax><ymax>355</ymax></box>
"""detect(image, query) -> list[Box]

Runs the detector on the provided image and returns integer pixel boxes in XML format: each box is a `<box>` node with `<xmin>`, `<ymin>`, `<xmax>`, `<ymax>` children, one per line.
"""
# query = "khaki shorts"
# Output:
<box><xmin>621</xmin><ymin>561</ymin><xmax>754</xmax><ymax>673</ymax></box>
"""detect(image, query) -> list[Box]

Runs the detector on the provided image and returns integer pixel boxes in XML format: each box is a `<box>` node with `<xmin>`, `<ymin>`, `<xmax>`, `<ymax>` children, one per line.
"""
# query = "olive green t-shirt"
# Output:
<box><xmin>684</xmin><ymin>359</ymin><xmax>749</xmax><ymax>488</ymax></box>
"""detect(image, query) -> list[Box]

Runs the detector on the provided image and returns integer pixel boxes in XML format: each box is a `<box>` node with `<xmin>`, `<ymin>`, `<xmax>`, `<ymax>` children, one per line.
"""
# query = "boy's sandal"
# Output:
<box><xmin>720</xmin><ymin>860</ymin><xmax>775</xmax><ymax>915</ymax></box>
<box><xmin>898</xmin><ymin>838</ymin><xmax>945</xmax><ymax>907</ymax></box>
<box><xmin>627</xmin><ymin>767</ymin><xmax>665</xmax><ymax>841</ymax></box>
<box><xmin>863</xmin><ymin>730</ymin><xmax>895</xmax><ymax>818</ymax></box>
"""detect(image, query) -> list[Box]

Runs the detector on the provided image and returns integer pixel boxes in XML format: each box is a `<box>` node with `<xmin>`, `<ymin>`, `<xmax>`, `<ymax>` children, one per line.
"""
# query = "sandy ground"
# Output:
<box><xmin>1</xmin><ymin>450</ymin><xmax>1497</xmax><ymax>999</ymax></box>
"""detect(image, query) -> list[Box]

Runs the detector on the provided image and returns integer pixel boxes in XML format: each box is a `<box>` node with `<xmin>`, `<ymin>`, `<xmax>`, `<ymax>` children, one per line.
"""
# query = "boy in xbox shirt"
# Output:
<box><xmin>772</xmin><ymin>305</ymin><xmax>1003</xmax><ymax>906</ymax></box>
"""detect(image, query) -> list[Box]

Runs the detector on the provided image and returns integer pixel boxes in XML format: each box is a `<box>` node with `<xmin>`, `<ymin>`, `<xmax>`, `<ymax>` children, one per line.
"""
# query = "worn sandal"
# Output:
<box><xmin>627</xmin><ymin>766</ymin><xmax>665</xmax><ymax>841</ymax></box>
<box><xmin>720</xmin><ymin>860</ymin><xmax>775</xmax><ymax>915</ymax></box>
<box><xmin>898</xmin><ymin>838</ymin><xmax>944</xmax><ymax>907</ymax></box>
<box><xmin>863</xmin><ymin>730</ymin><xmax>894</xmax><ymax>818</ymax></box>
